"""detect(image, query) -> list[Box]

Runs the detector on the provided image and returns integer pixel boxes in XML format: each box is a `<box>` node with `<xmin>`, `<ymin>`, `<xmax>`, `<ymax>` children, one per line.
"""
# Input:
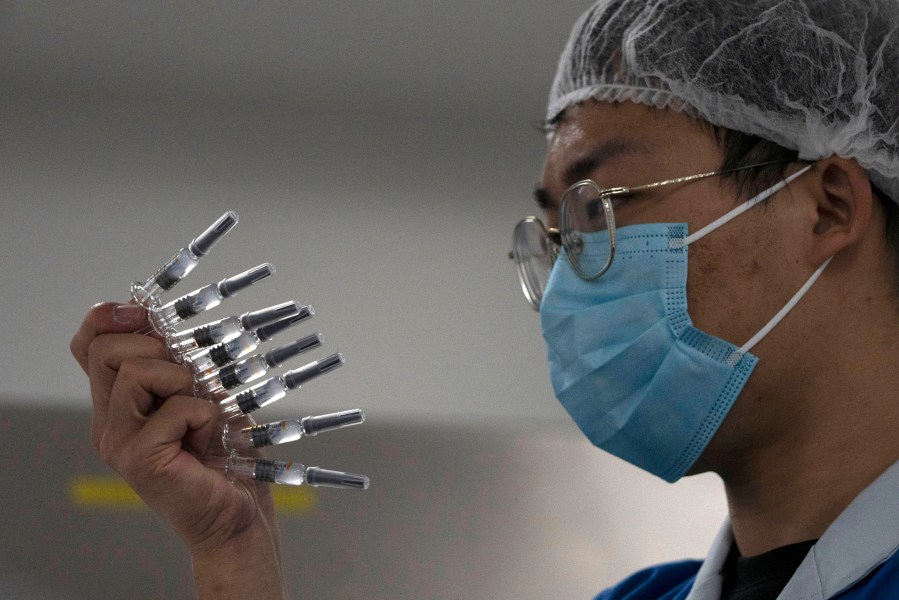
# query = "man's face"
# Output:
<box><xmin>538</xmin><ymin>101</ymin><xmax>815</xmax><ymax>471</ymax></box>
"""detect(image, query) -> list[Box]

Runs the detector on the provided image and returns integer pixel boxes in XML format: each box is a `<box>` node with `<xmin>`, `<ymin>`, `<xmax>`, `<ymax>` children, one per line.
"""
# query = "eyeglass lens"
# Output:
<box><xmin>512</xmin><ymin>217</ymin><xmax>554</xmax><ymax>309</ymax></box>
<box><xmin>560</xmin><ymin>182</ymin><xmax>614</xmax><ymax>279</ymax></box>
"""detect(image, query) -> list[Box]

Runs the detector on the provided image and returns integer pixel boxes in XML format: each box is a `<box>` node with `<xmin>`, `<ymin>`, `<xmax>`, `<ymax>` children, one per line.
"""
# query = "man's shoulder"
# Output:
<box><xmin>594</xmin><ymin>560</ymin><xmax>702</xmax><ymax>600</ymax></box>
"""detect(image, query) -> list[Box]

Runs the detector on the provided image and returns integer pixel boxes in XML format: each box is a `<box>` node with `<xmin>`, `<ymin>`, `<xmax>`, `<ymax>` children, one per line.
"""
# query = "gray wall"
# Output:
<box><xmin>1</xmin><ymin>2</ymin><xmax>726</xmax><ymax>598</ymax></box>
<box><xmin>2</xmin><ymin>0</ymin><xmax>575</xmax><ymax>423</ymax></box>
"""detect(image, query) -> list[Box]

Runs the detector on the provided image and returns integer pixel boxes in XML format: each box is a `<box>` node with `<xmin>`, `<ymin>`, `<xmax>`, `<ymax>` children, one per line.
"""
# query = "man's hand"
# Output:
<box><xmin>72</xmin><ymin>302</ymin><xmax>288</xmax><ymax>599</ymax></box>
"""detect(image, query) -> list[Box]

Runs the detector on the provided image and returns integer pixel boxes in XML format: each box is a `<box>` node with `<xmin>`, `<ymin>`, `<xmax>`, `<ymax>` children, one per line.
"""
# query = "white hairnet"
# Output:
<box><xmin>548</xmin><ymin>0</ymin><xmax>899</xmax><ymax>202</ymax></box>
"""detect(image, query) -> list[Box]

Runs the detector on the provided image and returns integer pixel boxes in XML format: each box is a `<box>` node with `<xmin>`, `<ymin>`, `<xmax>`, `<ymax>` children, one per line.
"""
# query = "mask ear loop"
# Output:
<box><xmin>729</xmin><ymin>256</ymin><xmax>832</xmax><ymax>364</ymax></box>
<box><xmin>682</xmin><ymin>164</ymin><xmax>815</xmax><ymax>247</ymax></box>
<box><xmin>675</xmin><ymin>163</ymin><xmax>829</xmax><ymax>366</ymax></box>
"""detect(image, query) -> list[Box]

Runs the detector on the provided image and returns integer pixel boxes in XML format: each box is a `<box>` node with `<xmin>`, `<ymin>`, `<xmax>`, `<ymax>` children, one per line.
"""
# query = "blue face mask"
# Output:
<box><xmin>539</xmin><ymin>167</ymin><xmax>827</xmax><ymax>482</ymax></box>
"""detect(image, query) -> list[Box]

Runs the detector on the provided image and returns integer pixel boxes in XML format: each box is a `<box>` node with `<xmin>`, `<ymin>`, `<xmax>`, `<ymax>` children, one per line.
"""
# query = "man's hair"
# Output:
<box><xmin>715</xmin><ymin>128</ymin><xmax>899</xmax><ymax>263</ymax></box>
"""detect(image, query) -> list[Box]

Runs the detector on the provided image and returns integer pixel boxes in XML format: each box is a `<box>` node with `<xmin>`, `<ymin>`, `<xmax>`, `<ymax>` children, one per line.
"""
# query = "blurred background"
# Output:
<box><xmin>0</xmin><ymin>2</ymin><xmax>726</xmax><ymax>598</ymax></box>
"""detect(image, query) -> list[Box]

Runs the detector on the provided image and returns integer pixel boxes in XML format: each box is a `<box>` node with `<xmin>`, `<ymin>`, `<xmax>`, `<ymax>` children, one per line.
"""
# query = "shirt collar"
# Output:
<box><xmin>684</xmin><ymin>519</ymin><xmax>731</xmax><ymax>600</ymax></box>
<box><xmin>780</xmin><ymin>458</ymin><xmax>899</xmax><ymax>599</ymax></box>
<box><xmin>685</xmin><ymin>459</ymin><xmax>899</xmax><ymax>600</ymax></box>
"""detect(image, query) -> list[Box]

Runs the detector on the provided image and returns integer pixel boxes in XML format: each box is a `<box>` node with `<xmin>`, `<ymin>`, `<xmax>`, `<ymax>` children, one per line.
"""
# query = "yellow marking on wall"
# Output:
<box><xmin>270</xmin><ymin>486</ymin><xmax>317</xmax><ymax>512</ymax></box>
<box><xmin>69</xmin><ymin>476</ymin><xmax>317</xmax><ymax>514</ymax></box>
<box><xmin>70</xmin><ymin>476</ymin><xmax>146</xmax><ymax>509</ymax></box>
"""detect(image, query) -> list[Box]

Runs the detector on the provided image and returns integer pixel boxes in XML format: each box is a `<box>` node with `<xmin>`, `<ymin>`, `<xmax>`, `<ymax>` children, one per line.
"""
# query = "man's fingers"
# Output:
<box><xmin>106</xmin><ymin>394</ymin><xmax>230</xmax><ymax>536</ymax></box>
<box><xmin>138</xmin><ymin>394</ymin><xmax>221</xmax><ymax>461</ymax></box>
<box><xmin>98</xmin><ymin>357</ymin><xmax>194</xmax><ymax>453</ymax></box>
<box><xmin>71</xmin><ymin>302</ymin><xmax>149</xmax><ymax>373</ymax></box>
<box><xmin>87</xmin><ymin>334</ymin><xmax>173</xmax><ymax>450</ymax></box>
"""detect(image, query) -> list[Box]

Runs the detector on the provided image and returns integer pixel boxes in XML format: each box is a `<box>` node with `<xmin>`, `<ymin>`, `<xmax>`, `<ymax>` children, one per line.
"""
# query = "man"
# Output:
<box><xmin>72</xmin><ymin>0</ymin><xmax>899</xmax><ymax>598</ymax></box>
<box><xmin>512</xmin><ymin>1</ymin><xmax>899</xmax><ymax>597</ymax></box>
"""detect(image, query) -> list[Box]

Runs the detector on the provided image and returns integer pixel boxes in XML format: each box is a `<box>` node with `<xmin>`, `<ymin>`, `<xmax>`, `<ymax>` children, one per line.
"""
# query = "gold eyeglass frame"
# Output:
<box><xmin>510</xmin><ymin>160</ymin><xmax>795</xmax><ymax>309</ymax></box>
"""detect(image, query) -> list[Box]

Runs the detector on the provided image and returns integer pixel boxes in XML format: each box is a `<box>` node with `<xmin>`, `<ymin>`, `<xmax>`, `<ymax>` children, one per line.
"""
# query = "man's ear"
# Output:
<box><xmin>807</xmin><ymin>157</ymin><xmax>875</xmax><ymax>266</ymax></box>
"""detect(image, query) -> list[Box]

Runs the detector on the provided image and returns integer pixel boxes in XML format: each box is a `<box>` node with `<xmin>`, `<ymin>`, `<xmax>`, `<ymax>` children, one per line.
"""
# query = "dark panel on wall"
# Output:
<box><xmin>0</xmin><ymin>404</ymin><xmax>601</xmax><ymax>599</ymax></box>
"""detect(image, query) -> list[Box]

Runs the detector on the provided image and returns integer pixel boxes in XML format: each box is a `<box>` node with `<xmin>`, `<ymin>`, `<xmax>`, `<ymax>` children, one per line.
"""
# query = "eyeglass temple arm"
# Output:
<box><xmin>616</xmin><ymin>160</ymin><xmax>794</xmax><ymax>196</ymax></box>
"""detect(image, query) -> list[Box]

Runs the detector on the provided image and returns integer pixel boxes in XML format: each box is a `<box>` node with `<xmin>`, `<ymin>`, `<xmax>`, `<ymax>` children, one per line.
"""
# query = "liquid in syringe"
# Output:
<box><xmin>167</xmin><ymin>301</ymin><xmax>305</xmax><ymax>360</ymax></box>
<box><xmin>224</xmin><ymin>409</ymin><xmax>365</xmax><ymax>451</ymax></box>
<box><xmin>131</xmin><ymin>211</ymin><xmax>238</xmax><ymax>306</ymax></box>
<box><xmin>194</xmin><ymin>332</ymin><xmax>323</xmax><ymax>399</ymax></box>
<box><xmin>211</xmin><ymin>453</ymin><xmax>369</xmax><ymax>490</ymax></box>
<box><xmin>185</xmin><ymin>308</ymin><xmax>315</xmax><ymax>375</ymax></box>
<box><xmin>218</xmin><ymin>353</ymin><xmax>345</xmax><ymax>419</ymax></box>
<box><xmin>149</xmin><ymin>263</ymin><xmax>274</xmax><ymax>334</ymax></box>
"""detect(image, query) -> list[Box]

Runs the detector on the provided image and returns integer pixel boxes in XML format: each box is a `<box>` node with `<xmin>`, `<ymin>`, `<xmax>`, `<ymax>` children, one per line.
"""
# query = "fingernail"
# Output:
<box><xmin>114</xmin><ymin>304</ymin><xmax>146</xmax><ymax>323</ymax></box>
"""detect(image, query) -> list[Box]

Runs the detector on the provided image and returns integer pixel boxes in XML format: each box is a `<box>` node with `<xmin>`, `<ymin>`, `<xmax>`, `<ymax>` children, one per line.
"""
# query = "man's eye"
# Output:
<box><xmin>608</xmin><ymin>192</ymin><xmax>637</xmax><ymax>209</ymax></box>
<box><xmin>534</xmin><ymin>187</ymin><xmax>554</xmax><ymax>212</ymax></box>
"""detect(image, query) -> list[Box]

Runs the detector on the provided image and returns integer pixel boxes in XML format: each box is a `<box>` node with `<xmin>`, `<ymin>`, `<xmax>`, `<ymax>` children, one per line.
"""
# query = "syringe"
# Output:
<box><xmin>212</xmin><ymin>453</ymin><xmax>369</xmax><ymax>489</ymax></box>
<box><xmin>194</xmin><ymin>333</ymin><xmax>324</xmax><ymax>399</ymax></box>
<box><xmin>167</xmin><ymin>301</ymin><xmax>305</xmax><ymax>360</ymax></box>
<box><xmin>219</xmin><ymin>353</ymin><xmax>345</xmax><ymax>419</ymax></box>
<box><xmin>224</xmin><ymin>409</ymin><xmax>365</xmax><ymax>450</ymax></box>
<box><xmin>149</xmin><ymin>263</ymin><xmax>274</xmax><ymax>334</ymax></box>
<box><xmin>131</xmin><ymin>211</ymin><xmax>239</xmax><ymax>306</ymax></box>
<box><xmin>184</xmin><ymin>308</ymin><xmax>315</xmax><ymax>375</ymax></box>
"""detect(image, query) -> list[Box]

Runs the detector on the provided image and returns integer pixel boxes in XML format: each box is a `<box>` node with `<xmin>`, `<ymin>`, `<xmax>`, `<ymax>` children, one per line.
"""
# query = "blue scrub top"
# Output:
<box><xmin>595</xmin><ymin>460</ymin><xmax>899</xmax><ymax>600</ymax></box>
<box><xmin>595</xmin><ymin>553</ymin><xmax>899</xmax><ymax>600</ymax></box>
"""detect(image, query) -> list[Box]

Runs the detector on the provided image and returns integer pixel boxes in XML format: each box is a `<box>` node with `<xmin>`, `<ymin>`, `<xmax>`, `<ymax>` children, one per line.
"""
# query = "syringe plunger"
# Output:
<box><xmin>189</xmin><ymin>211</ymin><xmax>240</xmax><ymax>257</ymax></box>
<box><xmin>305</xmin><ymin>466</ymin><xmax>369</xmax><ymax>490</ymax></box>
<box><xmin>284</xmin><ymin>352</ymin><xmax>344</xmax><ymax>389</ymax></box>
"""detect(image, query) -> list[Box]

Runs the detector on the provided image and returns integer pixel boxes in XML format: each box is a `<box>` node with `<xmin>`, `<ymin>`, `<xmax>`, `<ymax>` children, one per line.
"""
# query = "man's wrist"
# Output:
<box><xmin>190</xmin><ymin>521</ymin><xmax>287</xmax><ymax>600</ymax></box>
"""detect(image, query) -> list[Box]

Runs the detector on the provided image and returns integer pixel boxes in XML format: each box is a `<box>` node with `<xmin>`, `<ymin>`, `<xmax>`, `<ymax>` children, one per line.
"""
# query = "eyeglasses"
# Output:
<box><xmin>510</xmin><ymin>160</ymin><xmax>792</xmax><ymax>310</ymax></box>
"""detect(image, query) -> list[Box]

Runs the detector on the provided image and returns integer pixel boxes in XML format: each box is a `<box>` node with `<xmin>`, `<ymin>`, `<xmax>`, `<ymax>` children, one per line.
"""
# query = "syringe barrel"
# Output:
<box><xmin>206</xmin><ymin>307</ymin><xmax>314</xmax><ymax>371</ymax></box>
<box><xmin>155</xmin><ymin>284</ymin><xmax>222</xmax><ymax>329</ymax></box>
<box><xmin>155</xmin><ymin>263</ymin><xmax>278</xmax><ymax>332</ymax></box>
<box><xmin>195</xmin><ymin>354</ymin><xmax>269</xmax><ymax>398</ymax></box>
<box><xmin>228</xmin><ymin>409</ymin><xmax>365</xmax><ymax>449</ymax></box>
<box><xmin>220</xmin><ymin>454</ymin><xmax>273</xmax><ymax>482</ymax></box>
<box><xmin>222</xmin><ymin>377</ymin><xmax>288</xmax><ymax>415</ymax></box>
<box><xmin>197</xmin><ymin>330</ymin><xmax>323</xmax><ymax>397</ymax></box>
<box><xmin>167</xmin><ymin>301</ymin><xmax>300</xmax><ymax>360</ymax></box>
<box><xmin>226</xmin><ymin>419</ymin><xmax>303</xmax><ymax>450</ymax></box>
<box><xmin>252</xmin><ymin>459</ymin><xmax>306</xmax><ymax>485</ymax></box>
<box><xmin>131</xmin><ymin>248</ymin><xmax>199</xmax><ymax>306</ymax></box>
<box><xmin>219</xmin><ymin>455</ymin><xmax>369</xmax><ymax>489</ymax></box>
<box><xmin>191</xmin><ymin>305</ymin><xmax>314</xmax><ymax>378</ymax></box>
<box><xmin>132</xmin><ymin>211</ymin><xmax>239</xmax><ymax>306</ymax></box>
<box><xmin>258</xmin><ymin>420</ymin><xmax>299</xmax><ymax>447</ymax></box>
<box><xmin>167</xmin><ymin>316</ymin><xmax>242</xmax><ymax>357</ymax></box>
<box><xmin>186</xmin><ymin>331</ymin><xmax>260</xmax><ymax>375</ymax></box>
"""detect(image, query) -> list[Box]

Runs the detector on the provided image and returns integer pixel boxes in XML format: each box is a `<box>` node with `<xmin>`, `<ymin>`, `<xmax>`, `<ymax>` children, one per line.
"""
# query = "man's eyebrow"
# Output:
<box><xmin>532</xmin><ymin>138</ymin><xmax>653</xmax><ymax>211</ymax></box>
<box><xmin>563</xmin><ymin>138</ymin><xmax>653</xmax><ymax>188</ymax></box>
